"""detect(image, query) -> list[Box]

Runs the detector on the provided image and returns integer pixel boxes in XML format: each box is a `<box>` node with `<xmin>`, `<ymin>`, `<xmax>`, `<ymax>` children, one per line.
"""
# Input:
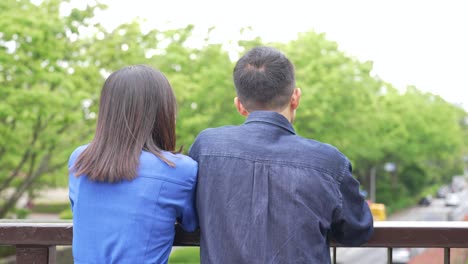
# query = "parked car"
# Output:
<box><xmin>436</xmin><ymin>185</ymin><xmax>450</xmax><ymax>198</ymax></box>
<box><xmin>445</xmin><ymin>193</ymin><xmax>460</xmax><ymax>207</ymax></box>
<box><xmin>418</xmin><ymin>195</ymin><xmax>432</xmax><ymax>206</ymax></box>
<box><xmin>451</xmin><ymin>175</ymin><xmax>466</xmax><ymax>192</ymax></box>
<box><xmin>393</xmin><ymin>248</ymin><xmax>411</xmax><ymax>264</ymax></box>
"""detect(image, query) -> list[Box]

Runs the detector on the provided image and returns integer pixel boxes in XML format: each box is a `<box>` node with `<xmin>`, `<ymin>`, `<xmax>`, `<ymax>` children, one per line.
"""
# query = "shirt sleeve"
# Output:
<box><xmin>178</xmin><ymin>163</ymin><xmax>199</xmax><ymax>232</ymax></box>
<box><xmin>68</xmin><ymin>149</ymin><xmax>78</xmax><ymax>213</ymax></box>
<box><xmin>69</xmin><ymin>189</ymin><xmax>75</xmax><ymax>213</ymax></box>
<box><xmin>330</xmin><ymin>160</ymin><xmax>374</xmax><ymax>246</ymax></box>
<box><xmin>68</xmin><ymin>145</ymin><xmax>86</xmax><ymax>213</ymax></box>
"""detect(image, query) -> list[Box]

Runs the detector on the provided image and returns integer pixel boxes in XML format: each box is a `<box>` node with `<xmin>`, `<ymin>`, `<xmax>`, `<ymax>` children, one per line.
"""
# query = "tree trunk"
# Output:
<box><xmin>0</xmin><ymin>153</ymin><xmax>51</xmax><ymax>218</ymax></box>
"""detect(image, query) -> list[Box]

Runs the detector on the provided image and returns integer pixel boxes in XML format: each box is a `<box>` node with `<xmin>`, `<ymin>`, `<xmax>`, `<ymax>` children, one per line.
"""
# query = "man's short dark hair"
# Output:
<box><xmin>233</xmin><ymin>46</ymin><xmax>296</xmax><ymax>111</ymax></box>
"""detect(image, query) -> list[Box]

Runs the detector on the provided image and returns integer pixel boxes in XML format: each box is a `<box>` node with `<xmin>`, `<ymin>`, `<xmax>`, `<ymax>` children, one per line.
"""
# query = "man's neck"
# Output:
<box><xmin>247</xmin><ymin>108</ymin><xmax>293</xmax><ymax>123</ymax></box>
<box><xmin>278</xmin><ymin>106</ymin><xmax>294</xmax><ymax>123</ymax></box>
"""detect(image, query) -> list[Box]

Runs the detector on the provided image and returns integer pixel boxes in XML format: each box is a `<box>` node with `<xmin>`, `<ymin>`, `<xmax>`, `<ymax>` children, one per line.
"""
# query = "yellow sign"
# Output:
<box><xmin>370</xmin><ymin>203</ymin><xmax>387</xmax><ymax>221</ymax></box>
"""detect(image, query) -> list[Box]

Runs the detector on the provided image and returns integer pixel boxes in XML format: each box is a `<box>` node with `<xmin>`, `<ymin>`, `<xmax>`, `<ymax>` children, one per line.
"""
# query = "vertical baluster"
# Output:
<box><xmin>387</xmin><ymin>247</ymin><xmax>392</xmax><ymax>264</ymax></box>
<box><xmin>16</xmin><ymin>245</ymin><xmax>56</xmax><ymax>264</ymax></box>
<box><xmin>333</xmin><ymin>247</ymin><xmax>337</xmax><ymax>264</ymax></box>
<box><xmin>444</xmin><ymin>247</ymin><xmax>450</xmax><ymax>264</ymax></box>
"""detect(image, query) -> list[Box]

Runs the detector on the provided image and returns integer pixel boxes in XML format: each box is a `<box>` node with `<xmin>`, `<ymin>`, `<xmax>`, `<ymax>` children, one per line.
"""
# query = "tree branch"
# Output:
<box><xmin>48</xmin><ymin>159</ymin><xmax>69</xmax><ymax>174</ymax></box>
<box><xmin>0</xmin><ymin>116</ymin><xmax>42</xmax><ymax>193</ymax></box>
<box><xmin>0</xmin><ymin>149</ymin><xmax>32</xmax><ymax>192</ymax></box>
<box><xmin>0</xmin><ymin>118</ymin><xmax>16</xmax><ymax>161</ymax></box>
<box><xmin>0</xmin><ymin>146</ymin><xmax>5</xmax><ymax>160</ymax></box>
<box><xmin>0</xmin><ymin>153</ymin><xmax>51</xmax><ymax>218</ymax></box>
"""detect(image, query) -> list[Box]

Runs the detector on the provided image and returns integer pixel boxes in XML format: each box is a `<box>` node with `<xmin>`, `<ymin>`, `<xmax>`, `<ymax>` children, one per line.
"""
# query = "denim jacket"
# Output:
<box><xmin>189</xmin><ymin>111</ymin><xmax>374</xmax><ymax>264</ymax></box>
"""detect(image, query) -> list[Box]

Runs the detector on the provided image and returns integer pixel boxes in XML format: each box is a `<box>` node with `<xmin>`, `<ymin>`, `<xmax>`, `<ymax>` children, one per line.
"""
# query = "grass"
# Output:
<box><xmin>168</xmin><ymin>247</ymin><xmax>200</xmax><ymax>264</ymax></box>
<box><xmin>59</xmin><ymin>208</ymin><xmax>73</xmax><ymax>219</ymax></box>
<box><xmin>0</xmin><ymin>246</ymin><xmax>15</xmax><ymax>259</ymax></box>
<box><xmin>30</xmin><ymin>201</ymin><xmax>70</xmax><ymax>214</ymax></box>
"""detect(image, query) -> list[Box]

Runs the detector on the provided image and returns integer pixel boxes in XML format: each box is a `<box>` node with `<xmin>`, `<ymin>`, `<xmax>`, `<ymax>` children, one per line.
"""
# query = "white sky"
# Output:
<box><xmin>70</xmin><ymin>0</ymin><xmax>468</xmax><ymax>110</ymax></box>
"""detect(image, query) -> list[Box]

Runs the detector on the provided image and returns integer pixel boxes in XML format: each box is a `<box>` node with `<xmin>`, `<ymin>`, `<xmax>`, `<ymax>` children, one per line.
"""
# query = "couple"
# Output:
<box><xmin>68</xmin><ymin>46</ymin><xmax>374</xmax><ymax>264</ymax></box>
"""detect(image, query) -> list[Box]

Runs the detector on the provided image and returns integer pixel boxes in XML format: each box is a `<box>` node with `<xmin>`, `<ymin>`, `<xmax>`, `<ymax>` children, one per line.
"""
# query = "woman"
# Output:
<box><xmin>68</xmin><ymin>65</ymin><xmax>198</xmax><ymax>264</ymax></box>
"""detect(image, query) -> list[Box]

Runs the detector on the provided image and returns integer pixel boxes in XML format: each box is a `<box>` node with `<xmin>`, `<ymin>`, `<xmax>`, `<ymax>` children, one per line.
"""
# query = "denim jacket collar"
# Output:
<box><xmin>245</xmin><ymin>111</ymin><xmax>296</xmax><ymax>135</ymax></box>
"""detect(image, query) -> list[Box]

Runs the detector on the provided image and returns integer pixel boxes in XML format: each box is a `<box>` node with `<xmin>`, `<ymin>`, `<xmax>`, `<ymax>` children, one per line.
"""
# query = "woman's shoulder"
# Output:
<box><xmin>170</xmin><ymin>153</ymin><xmax>197</xmax><ymax>169</ymax></box>
<box><xmin>167</xmin><ymin>153</ymin><xmax>198</xmax><ymax>181</ymax></box>
<box><xmin>140</xmin><ymin>151</ymin><xmax>197</xmax><ymax>183</ymax></box>
<box><xmin>141</xmin><ymin>151</ymin><xmax>196</xmax><ymax>166</ymax></box>
<box><xmin>68</xmin><ymin>144</ymin><xmax>89</xmax><ymax>166</ymax></box>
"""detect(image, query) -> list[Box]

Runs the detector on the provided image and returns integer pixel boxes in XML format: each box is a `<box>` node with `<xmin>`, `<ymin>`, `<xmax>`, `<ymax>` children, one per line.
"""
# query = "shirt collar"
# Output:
<box><xmin>244</xmin><ymin>111</ymin><xmax>296</xmax><ymax>135</ymax></box>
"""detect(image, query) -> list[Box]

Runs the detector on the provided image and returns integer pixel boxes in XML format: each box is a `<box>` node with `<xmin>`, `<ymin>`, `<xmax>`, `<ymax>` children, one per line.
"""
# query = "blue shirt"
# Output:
<box><xmin>189</xmin><ymin>111</ymin><xmax>373</xmax><ymax>264</ymax></box>
<box><xmin>68</xmin><ymin>146</ymin><xmax>198</xmax><ymax>264</ymax></box>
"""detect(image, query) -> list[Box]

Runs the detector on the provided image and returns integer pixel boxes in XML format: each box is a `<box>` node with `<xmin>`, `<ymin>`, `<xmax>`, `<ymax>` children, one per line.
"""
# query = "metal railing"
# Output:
<box><xmin>1</xmin><ymin>220</ymin><xmax>468</xmax><ymax>264</ymax></box>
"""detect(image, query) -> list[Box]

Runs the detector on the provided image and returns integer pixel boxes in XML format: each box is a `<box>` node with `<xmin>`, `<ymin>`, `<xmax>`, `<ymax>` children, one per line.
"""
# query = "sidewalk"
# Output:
<box><xmin>34</xmin><ymin>188</ymin><xmax>69</xmax><ymax>204</ymax></box>
<box><xmin>27</xmin><ymin>188</ymin><xmax>69</xmax><ymax>221</ymax></box>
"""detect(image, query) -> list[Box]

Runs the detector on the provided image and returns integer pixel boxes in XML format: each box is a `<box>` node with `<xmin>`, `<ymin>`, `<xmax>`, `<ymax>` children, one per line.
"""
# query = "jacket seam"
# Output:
<box><xmin>196</xmin><ymin>152</ymin><xmax>337</xmax><ymax>179</ymax></box>
<box><xmin>244</xmin><ymin>119</ymin><xmax>296</xmax><ymax>134</ymax></box>
<box><xmin>138</xmin><ymin>175</ymin><xmax>192</xmax><ymax>187</ymax></box>
<box><xmin>334</xmin><ymin>159</ymin><xmax>349</xmax><ymax>220</ymax></box>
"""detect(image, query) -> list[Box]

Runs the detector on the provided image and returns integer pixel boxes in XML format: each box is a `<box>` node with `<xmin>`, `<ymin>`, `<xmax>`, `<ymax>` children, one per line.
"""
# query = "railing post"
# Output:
<box><xmin>387</xmin><ymin>247</ymin><xmax>392</xmax><ymax>264</ymax></box>
<box><xmin>16</xmin><ymin>245</ymin><xmax>56</xmax><ymax>264</ymax></box>
<box><xmin>332</xmin><ymin>247</ymin><xmax>336</xmax><ymax>264</ymax></box>
<box><xmin>444</xmin><ymin>247</ymin><xmax>450</xmax><ymax>264</ymax></box>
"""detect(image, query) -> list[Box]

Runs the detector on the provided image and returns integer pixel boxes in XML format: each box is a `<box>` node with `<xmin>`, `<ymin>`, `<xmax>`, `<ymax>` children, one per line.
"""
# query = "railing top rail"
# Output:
<box><xmin>374</xmin><ymin>221</ymin><xmax>468</xmax><ymax>228</ymax></box>
<box><xmin>0</xmin><ymin>220</ymin><xmax>73</xmax><ymax>246</ymax></box>
<box><xmin>2</xmin><ymin>221</ymin><xmax>468</xmax><ymax>248</ymax></box>
<box><xmin>354</xmin><ymin>221</ymin><xmax>468</xmax><ymax>248</ymax></box>
<box><xmin>2</xmin><ymin>220</ymin><xmax>468</xmax><ymax>227</ymax></box>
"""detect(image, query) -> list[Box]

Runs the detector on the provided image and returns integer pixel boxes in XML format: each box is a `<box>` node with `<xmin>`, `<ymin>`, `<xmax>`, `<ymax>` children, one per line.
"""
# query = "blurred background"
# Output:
<box><xmin>0</xmin><ymin>0</ymin><xmax>467</xmax><ymax>263</ymax></box>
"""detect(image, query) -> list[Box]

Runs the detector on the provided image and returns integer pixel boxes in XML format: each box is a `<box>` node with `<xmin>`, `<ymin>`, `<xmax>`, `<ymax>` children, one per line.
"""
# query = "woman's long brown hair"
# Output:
<box><xmin>73</xmin><ymin>65</ymin><xmax>178</xmax><ymax>182</ymax></box>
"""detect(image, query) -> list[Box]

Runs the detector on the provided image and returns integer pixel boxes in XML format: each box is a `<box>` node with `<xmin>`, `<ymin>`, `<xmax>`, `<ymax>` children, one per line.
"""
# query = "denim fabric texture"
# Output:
<box><xmin>189</xmin><ymin>111</ymin><xmax>374</xmax><ymax>264</ymax></box>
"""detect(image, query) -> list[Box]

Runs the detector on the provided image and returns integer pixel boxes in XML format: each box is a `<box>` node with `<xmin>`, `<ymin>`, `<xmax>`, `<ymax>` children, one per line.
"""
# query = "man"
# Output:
<box><xmin>189</xmin><ymin>46</ymin><xmax>373</xmax><ymax>264</ymax></box>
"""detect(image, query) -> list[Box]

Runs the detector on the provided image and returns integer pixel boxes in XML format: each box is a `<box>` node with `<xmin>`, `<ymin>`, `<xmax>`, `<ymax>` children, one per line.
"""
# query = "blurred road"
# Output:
<box><xmin>335</xmin><ymin>189</ymin><xmax>468</xmax><ymax>264</ymax></box>
<box><xmin>27</xmin><ymin>188</ymin><xmax>69</xmax><ymax>220</ymax></box>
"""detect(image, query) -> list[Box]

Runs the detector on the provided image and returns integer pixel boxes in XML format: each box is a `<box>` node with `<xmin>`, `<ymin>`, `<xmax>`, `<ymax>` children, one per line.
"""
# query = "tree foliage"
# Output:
<box><xmin>0</xmin><ymin>0</ymin><xmax>101</xmax><ymax>216</ymax></box>
<box><xmin>0</xmin><ymin>0</ymin><xmax>466</xmax><ymax>216</ymax></box>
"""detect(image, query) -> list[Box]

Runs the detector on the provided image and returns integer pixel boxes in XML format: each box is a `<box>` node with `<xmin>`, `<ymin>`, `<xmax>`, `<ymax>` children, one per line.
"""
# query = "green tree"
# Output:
<box><xmin>1</xmin><ymin>1</ymin><xmax>466</xmax><ymax>217</ymax></box>
<box><xmin>0</xmin><ymin>0</ymin><xmax>103</xmax><ymax>217</ymax></box>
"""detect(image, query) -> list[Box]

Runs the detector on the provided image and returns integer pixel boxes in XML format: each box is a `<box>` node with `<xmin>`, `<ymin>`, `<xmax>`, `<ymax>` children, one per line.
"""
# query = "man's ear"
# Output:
<box><xmin>234</xmin><ymin>97</ymin><xmax>249</xmax><ymax>116</ymax></box>
<box><xmin>290</xmin><ymin>88</ymin><xmax>301</xmax><ymax>110</ymax></box>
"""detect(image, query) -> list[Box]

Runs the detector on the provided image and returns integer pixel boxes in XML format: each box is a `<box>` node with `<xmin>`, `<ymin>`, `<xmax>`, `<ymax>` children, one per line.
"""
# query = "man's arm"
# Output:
<box><xmin>330</xmin><ymin>160</ymin><xmax>374</xmax><ymax>246</ymax></box>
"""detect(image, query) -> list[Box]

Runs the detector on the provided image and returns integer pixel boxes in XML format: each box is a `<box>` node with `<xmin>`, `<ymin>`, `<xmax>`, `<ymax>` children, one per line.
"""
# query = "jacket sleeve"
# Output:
<box><xmin>330</xmin><ymin>160</ymin><xmax>374</xmax><ymax>246</ymax></box>
<box><xmin>68</xmin><ymin>147</ymin><xmax>82</xmax><ymax>213</ymax></box>
<box><xmin>178</xmin><ymin>162</ymin><xmax>199</xmax><ymax>232</ymax></box>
